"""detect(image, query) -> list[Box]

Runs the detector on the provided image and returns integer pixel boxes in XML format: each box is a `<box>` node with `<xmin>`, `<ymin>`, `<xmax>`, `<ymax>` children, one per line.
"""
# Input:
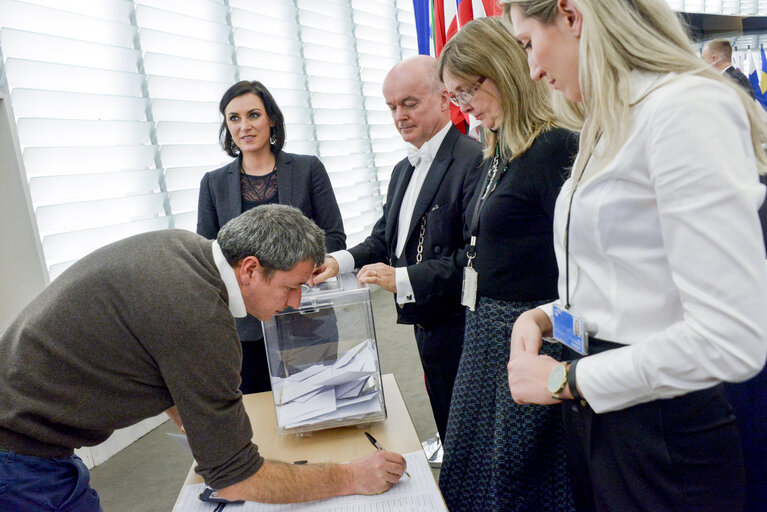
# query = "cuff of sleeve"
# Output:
<box><xmin>329</xmin><ymin>250</ymin><xmax>355</xmax><ymax>274</ymax></box>
<box><xmin>395</xmin><ymin>267</ymin><xmax>415</xmax><ymax>304</ymax></box>
<box><xmin>576</xmin><ymin>344</ymin><xmax>652</xmax><ymax>414</ymax></box>
<box><xmin>538</xmin><ymin>302</ymin><xmax>555</xmax><ymax>323</ymax></box>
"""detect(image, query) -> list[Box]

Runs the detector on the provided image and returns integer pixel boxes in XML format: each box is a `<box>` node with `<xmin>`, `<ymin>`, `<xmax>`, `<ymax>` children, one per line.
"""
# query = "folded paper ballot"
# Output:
<box><xmin>271</xmin><ymin>339</ymin><xmax>384</xmax><ymax>430</ymax></box>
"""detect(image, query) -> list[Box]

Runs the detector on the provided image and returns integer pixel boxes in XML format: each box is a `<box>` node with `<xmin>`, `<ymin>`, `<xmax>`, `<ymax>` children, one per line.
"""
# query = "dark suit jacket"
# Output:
<box><xmin>725</xmin><ymin>66</ymin><xmax>756</xmax><ymax>99</ymax></box>
<box><xmin>348</xmin><ymin>125</ymin><xmax>483</xmax><ymax>327</ymax></box>
<box><xmin>197</xmin><ymin>150</ymin><xmax>346</xmax><ymax>339</ymax></box>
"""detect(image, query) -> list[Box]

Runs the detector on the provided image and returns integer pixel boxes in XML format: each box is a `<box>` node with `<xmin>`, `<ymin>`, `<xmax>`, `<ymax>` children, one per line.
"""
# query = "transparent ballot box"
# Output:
<box><xmin>261</xmin><ymin>273</ymin><xmax>387</xmax><ymax>435</ymax></box>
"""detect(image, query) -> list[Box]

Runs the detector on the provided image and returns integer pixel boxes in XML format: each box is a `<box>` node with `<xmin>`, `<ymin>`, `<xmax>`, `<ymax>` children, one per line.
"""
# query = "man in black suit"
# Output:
<box><xmin>314</xmin><ymin>56</ymin><xmax>483</xmax><ymax>450</ymax></box>
<box><xmin>702</xmin><ymin>39</ymin><xmax>756</xmax><ymax>99</ymax></box>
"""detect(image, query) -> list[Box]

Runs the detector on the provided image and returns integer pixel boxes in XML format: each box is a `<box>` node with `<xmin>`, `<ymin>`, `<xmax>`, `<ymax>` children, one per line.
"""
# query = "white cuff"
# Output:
<box><xmin>329</xmin><ymin>250</ymin><xmax>355</xmax><ymax>274</ymax></box>
<box><xmin>539</xmin><ymin>301</ymin><xmax>556</xmax><ymax>324</ymax></box>
<box><xmin>395</xmin><ymin>267</ymin><xmax>416</xmax><ymax>304</ymax></box>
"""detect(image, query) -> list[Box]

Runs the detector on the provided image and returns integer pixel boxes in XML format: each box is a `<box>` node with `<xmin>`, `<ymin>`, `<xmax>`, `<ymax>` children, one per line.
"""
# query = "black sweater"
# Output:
<box><xmin>458</xmin><ymin>128</ymin><xmax>578</xmax><ymax>301</ymax></box>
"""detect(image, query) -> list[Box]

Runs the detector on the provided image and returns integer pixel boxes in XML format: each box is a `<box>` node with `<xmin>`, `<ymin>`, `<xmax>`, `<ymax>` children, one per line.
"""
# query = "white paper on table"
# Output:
<box><xmin>176</xmin><ymin>450</ymin><xmax>446</xmax><ymax>511</ymax></box>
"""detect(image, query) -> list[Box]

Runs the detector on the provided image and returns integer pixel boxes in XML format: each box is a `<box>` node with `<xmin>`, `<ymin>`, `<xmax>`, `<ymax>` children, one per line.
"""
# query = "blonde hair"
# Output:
<box><xmin>501</xmin><ymin>0</ymin><xmax>767</xmax><ymax>178</ymax></box>
<box><xmin>436</xmin><ymin>16</ymin><xmax>561</xmax><ymax>160</ymax></box>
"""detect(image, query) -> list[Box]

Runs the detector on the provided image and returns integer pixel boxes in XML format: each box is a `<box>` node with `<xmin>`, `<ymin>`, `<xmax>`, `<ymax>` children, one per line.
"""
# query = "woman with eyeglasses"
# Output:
<box><xmin>437</xmin><ymin>16</ymin><xmax>579</xmax><ymax>512</ymax></box>
<box><xmin>502</xmin><ymin>1</ymin><xmax>767</xmax><ymax>511</ymax></box>
<box><xmin>197</xmin><ymin>80</ymin><xmax>346</xmax><ymax>394</ymax></box>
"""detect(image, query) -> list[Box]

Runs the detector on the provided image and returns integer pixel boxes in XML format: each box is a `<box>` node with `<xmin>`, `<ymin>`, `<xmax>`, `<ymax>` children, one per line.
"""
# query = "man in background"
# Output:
<box><xmin>314</xmin><ymin>55</ymin><xmax>483</xmax><ymax>464</ymax></box>
<box><xmin>702</xmin><ymin>39</ymin><xmax>756</xmax><ymax>98</ymax></box>
<box><xmin>0</xmin><ymin>205</ymin><xmax>405</xmax><ymax>510</ymax></box>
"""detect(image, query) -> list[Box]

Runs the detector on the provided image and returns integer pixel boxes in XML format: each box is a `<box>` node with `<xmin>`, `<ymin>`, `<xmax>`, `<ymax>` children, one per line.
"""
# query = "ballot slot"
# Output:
<box><xmin>261</xmin><ymin>273</ymin><xmax>387</xmax><ymax>435</ymax></box>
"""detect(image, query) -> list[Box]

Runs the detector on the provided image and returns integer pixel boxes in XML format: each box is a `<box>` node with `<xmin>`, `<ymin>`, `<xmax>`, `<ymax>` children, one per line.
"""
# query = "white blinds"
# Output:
<box><xmin>0</xmin><ymin>0</ymin><xmax>416</xmax><ymax>279</ymax></box>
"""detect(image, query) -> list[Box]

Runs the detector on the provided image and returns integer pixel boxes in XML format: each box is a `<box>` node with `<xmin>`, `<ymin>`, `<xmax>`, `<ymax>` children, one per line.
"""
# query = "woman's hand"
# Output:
<box><xmin>510</xmin><ymin>308</ymin><xmax>551</xmax><ymax>355</ymax></box>
<box><xmin>507</xmin><ymin>352</ymin><xmax>562</xmax><ymax>405</ymax></box>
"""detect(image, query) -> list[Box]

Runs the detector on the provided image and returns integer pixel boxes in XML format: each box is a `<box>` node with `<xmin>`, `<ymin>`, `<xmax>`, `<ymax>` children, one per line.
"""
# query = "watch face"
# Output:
<box><xmin>547</xmin><ymin>363</ymin><xmax>567</xmax><ymax>393</ymax></box>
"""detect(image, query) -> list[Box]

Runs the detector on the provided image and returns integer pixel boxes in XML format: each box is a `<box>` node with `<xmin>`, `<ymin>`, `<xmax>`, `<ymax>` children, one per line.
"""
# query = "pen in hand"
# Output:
<box><xmin>364</xmin><ymin>432</ymin><xmax>411</xmax><ymax>478</ymax></box>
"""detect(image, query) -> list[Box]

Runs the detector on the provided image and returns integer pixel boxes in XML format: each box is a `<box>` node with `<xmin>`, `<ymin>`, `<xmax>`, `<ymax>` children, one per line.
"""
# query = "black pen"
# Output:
<box><xmin>364</xmin><ymin>432</ymin><xmax>411</xmax><ymax>478</ymax></box>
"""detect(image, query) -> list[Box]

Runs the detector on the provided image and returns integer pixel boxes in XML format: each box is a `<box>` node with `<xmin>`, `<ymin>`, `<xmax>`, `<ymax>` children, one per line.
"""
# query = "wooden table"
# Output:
<box><xmin>173</xmin><ymin>373</ymin><xmax>425</xmax><ymax>510</ymax></box>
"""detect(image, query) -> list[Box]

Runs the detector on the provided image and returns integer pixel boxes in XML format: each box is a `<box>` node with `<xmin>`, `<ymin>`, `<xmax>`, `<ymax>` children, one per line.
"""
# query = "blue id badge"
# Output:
<box><xmin>551</xmin><ymin>304</ymin><xmax>589</xmax><ymax>355</ymax></box>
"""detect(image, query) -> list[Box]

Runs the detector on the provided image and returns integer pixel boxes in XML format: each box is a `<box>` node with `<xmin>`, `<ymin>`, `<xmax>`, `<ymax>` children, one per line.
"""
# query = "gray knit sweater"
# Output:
<box><xmin>0</xmin><ymin>230</ymin><xmax>263</xmax><ymax>489</ymax></box>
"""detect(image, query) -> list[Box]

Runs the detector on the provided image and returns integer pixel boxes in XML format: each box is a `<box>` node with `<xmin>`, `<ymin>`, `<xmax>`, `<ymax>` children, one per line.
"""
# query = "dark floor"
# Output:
<box><xmin>89</xmin><ymin>287</ymin><xmax>440</xmax><ymax>511</ymax></box>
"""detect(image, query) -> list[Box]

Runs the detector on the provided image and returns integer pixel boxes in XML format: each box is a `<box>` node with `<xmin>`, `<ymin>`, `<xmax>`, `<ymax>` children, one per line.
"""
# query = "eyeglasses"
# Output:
<box><xmin>447</xmin><ymin>77</ymin><xmax>486</xmax><ymax>106</ymax></box>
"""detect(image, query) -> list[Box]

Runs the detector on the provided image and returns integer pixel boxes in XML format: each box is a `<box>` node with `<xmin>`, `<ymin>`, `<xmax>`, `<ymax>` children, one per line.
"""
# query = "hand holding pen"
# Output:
<box><xmin>365</xmin><ymin>432</ymin><xmax>411</xmax><ymax>478</ymax></box>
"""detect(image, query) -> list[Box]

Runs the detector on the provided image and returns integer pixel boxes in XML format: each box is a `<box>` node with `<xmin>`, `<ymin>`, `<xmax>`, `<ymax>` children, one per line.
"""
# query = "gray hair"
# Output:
<box><xmin>217</xmin><ymin>204</ymin><xmax>326</xmax><ymax>278</ymax></box>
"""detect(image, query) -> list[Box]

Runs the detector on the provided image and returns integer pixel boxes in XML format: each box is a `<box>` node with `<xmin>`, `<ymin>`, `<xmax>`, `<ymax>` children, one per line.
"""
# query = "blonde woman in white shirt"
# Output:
<box><xmin>502</xmin><ymin>1</ymin><xmax>767</xmax><ymax>511</ymax></box>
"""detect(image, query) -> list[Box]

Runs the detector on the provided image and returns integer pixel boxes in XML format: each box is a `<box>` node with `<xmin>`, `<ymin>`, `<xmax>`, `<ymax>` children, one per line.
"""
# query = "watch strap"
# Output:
<box><xmin>568</xmin><ymin>359</ymin><xmax>587</xmax><ymax>406</ymax></box>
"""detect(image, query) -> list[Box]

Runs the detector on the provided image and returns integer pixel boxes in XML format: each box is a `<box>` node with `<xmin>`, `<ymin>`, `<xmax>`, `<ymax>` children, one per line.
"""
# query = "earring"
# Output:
<box><xmin>229</xmin><ymin>139</ymin><xmax>240</xmax><ymax>154</ymax></box>
<box><xmin>269</xmin><ymin>127</ymin><xmax>276</xmax><ymax>146</ymax></box>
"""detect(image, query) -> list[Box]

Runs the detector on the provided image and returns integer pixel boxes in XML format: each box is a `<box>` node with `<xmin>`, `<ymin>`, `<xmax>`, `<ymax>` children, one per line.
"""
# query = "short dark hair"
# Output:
<box><xmin>218</xmin><ymin>80</ymin><xmax>286</xmax><ymax>157</ymax></box>
<box><xmin>705</xmin><ymin>39</ymin><xmax>734</xmax><ymax>61</ymax></box>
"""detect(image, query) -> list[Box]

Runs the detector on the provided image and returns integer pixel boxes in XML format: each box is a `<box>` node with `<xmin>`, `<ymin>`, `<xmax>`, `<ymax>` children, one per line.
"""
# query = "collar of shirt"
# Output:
<box><xmin>395</xmin><ymin>122</ymin><xmax>453</xmax><ymax>259</ymax></box>
<box><xmin>628</xmin><ymin>70</ymin><xmax>673</xmax><ymax>106</ymax></box>
<box><xmin>405</xmin><ymin>121</ymin><xmax>452</xmax><ymax>167</ymax></box>
<box><xmin>211</xmin><ymin>240</ymin><xmax>247</xmax><ymax>318</ymax></box>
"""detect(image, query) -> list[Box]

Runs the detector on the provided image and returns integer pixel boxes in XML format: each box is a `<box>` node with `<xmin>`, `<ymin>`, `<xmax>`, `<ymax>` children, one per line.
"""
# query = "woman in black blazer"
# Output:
<box><xmin>197</xmin><ymin>80</ymin><xmax>346</xmax><ymax>394</ymax></box>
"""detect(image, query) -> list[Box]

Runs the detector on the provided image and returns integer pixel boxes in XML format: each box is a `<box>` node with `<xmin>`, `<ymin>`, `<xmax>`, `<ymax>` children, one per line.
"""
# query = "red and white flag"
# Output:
<box><xmin>432</xmin><ymin>0</ymin><xmax>502</xmax><ymax>136</ymax></box>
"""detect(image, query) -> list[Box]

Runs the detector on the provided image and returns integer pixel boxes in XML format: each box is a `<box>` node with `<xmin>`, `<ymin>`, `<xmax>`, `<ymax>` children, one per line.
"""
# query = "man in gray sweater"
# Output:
<box><xmin>0</xmin><ymin>204</ymin><xmax>405</xmax><ymax>511</ymax></box>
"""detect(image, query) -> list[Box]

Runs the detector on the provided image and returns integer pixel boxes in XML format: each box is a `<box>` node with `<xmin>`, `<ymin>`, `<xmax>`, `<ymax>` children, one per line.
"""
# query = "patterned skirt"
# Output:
<box><xmin>439</xmin><ymin>296</ymin><xmax>576</xmax><ymax>512</ymax></box>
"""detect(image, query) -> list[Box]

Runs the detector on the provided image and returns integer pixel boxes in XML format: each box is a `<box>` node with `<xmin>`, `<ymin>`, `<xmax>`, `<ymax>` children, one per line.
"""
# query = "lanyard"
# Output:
<box><xmin>563</xmin><ymin>176</ymin><xmax>580</xmax><ymax>310</ymax></box>
<box><xmin>466</xmin><ymin>146</ymin><xmax>506</xmax><ymax>268</ymax></box>
<box><xmin>563</xmin><ymin>135</ymin><xmax>599</xmax><ymax>309</ymax></box>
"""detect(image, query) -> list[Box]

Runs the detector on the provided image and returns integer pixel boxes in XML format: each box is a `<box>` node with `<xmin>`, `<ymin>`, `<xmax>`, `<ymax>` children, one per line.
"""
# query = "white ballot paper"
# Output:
<box><xmin>271</xmin><ymin>340</ymin><xmax>383</xmax><ymax>430</ymax></box>
<box><xmin>176</xmin><ymin>450</ymin><xmax>446</xmax><ymax>511</ymax></box>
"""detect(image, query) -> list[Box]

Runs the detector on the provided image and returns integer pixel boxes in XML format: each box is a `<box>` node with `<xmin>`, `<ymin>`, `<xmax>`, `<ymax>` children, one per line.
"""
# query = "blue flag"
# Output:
<box><xmin>412</xmin><ymin>0</ymin><xmax>431</xmax><ymax>55</ymax></box>
<box><xmin>748</xmin><ymin>51</ymin><xmax>767</xmax><ymax>109</ymax></box>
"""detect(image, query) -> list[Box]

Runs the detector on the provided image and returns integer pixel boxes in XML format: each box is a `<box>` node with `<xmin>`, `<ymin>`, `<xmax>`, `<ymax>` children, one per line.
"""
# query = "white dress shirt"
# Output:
<box><xmin>332</xmin><ymin>122</ymin><xmax>452</xmax><ymax>304</ymax></box>
<box><xmin>542</xmin><ymin>71</ymin><xmax>767</xmax><ymax>413</ymax></box>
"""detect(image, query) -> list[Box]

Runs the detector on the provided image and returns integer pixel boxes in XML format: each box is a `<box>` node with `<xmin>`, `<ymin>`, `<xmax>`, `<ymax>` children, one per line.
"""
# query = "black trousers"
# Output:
<box><xmin>563</xmin><ymin>345</ymin><xmax>745</xmax><ymax>512</ymax></box>
<box><xmin>724</xmin><ymin>364</ymin><xmax>767</xmax><ymax>512</ymax></box>
<box><xmin>413</xmin><ymin>313</ymin><xmax>465</xmax><ymax>442</ymax></box>
<box><xmin>240</xmin><ymin>338</ymin><xmax>272</xmax><ymax>394</ymax></box>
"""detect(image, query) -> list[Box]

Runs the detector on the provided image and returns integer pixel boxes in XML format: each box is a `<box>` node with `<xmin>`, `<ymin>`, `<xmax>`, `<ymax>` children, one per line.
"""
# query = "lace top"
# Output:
<box><xmin>240</xmin><ymin>169</ymin><xmax>278</xmax><ymax>211</ymax></box>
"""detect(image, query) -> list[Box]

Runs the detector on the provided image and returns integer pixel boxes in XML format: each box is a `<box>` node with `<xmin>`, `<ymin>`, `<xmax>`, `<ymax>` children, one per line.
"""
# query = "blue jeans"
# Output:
<box><xmin>0</xmin><ymin>449</ymin><xmax>101</xmax><ymax>511</ymax></box>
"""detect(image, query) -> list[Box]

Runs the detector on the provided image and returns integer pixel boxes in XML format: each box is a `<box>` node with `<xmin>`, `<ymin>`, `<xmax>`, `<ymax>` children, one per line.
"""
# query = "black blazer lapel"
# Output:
<box><xmin>226</xmin><ymin>158</ymin><xmax>243</xmax><ymax>221</ymax></box>
<box><xmin>385</xmin><ymin>161</ymin><xmax>415</xmax><ymax>250</ymax></box>
<box><xmin>406</xmin><ymin>126</ymin><xmax>458</xmax><ymax>241</ymax></box>
<box><xmin>275</xmin><ymin>151</ymin><xmax>293</xmax><ymax>205</ymax></box>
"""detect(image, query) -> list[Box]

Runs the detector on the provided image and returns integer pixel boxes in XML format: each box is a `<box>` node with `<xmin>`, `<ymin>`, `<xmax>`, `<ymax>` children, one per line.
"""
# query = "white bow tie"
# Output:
<box><xmin>407</xmin><ymin>146</ymin><xmax>426</xmax><ymax>167</ymax></box>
